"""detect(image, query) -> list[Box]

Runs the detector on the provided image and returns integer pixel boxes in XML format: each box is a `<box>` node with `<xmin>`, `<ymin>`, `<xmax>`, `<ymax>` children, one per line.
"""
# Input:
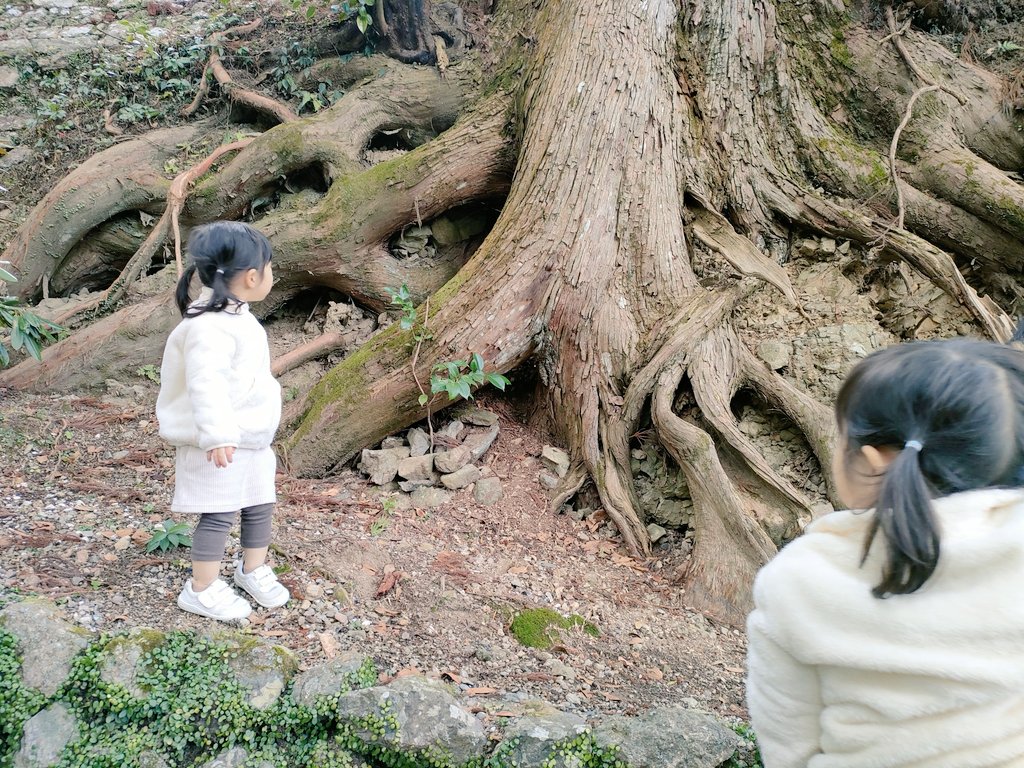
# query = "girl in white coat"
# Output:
<box><xmin>746</xmin><ymin>337</ymin><xmax>1024</xmax><ymax>767</ymax></box>
<box><xmin>156</xmin><ymin>222</ymin><xmax>290</xmax><ymax>621</ymax></box>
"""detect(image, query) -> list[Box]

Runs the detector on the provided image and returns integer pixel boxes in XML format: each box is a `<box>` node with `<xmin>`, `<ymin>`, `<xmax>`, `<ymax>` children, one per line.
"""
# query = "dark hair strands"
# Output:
<box><xmin>837</xmin><ymin>333</ymin><xmax>1024</xmax><ymax>598</ymax></box>
<box><xmin>174</xmin><ymin>221</ymin><xmax>273</xmax><ymax>317</ymax></box>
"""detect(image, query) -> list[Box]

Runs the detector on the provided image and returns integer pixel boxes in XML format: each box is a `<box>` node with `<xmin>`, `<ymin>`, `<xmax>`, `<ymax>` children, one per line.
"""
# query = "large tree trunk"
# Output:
<box><xmin>3</xmin><ymin>0</ymin><xmax>1022</xmax><ymax>625</ymax></box>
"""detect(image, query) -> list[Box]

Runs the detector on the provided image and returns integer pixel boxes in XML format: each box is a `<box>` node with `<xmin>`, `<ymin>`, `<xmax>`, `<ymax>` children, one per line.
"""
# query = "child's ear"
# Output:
<box><xmin>861</xmin><ymin>444</ymin><xmax>895</xmax><ymax>473</ymax></box>
<box><xmin>244</xmin><ymin>268</ymin><xmax>260</xmax><ymax>288</ymax></box>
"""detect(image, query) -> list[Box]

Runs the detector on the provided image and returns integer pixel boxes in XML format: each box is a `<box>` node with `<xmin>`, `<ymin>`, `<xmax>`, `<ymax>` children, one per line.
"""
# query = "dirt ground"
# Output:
<box><xmin>0</xmin><ymin>384</ymin><xmax>749</xmax><ymax>723</ymax></box>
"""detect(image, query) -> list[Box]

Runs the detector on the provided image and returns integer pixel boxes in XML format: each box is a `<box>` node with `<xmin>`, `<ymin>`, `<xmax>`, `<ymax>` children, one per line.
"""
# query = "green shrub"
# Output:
<box><xmin>0</xmin><ymin>629</ymin><xmax>47</xmax><ymax>768</ymax></box>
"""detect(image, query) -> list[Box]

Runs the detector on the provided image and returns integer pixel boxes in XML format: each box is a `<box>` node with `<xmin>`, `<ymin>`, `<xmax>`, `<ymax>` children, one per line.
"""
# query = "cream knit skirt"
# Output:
<box><xmin>171</xmin><ymin>446</ymin><xmax>277</xmax><ymax>514</ymax></box>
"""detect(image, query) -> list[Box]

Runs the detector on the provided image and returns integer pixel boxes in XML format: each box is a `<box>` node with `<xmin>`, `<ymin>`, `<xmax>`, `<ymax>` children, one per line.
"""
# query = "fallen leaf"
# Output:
<box><xmin>601</xmin><ymin>692</ymin><xmax>624</xmax><ymax>702</ymax></box>
<box><xmin>507</xmin><ymin>565</ymin><xmax>529</xmax><ymax>574</ymax></box>
<box><xmin>394</xmin><ymin>667</ymin><xmax>421</xmax><ymax>679</ymax></box>
<box><xmin>101</xmin><ymin>553</ymin><xmax>117</xmax><ymax>562</ymax></box>
<box><xmin>465</xmin><ymin>686</ymin><xmax>498</xmax><ymax>696</ymax></box>
<box><xmin>259</xmin><ymin>630</ymin><xmax>289</xmax><ymax>637</ymax></box>
<box><xmin>375</xmin><ymin>570</ymin><xmax>404</xmax><ymax>598</ymax></box>
<box><xmin>524</xmin><ymin>672</ymin><xmax>554</xmax><ymax>681</ymax></box>
<box><xmin>645</xmin><ymin>667</ymin><xmax>664</xmax><ymax>681</ymax></box>
<box><xmin>492</xmin><ymin>711</ymin><xmax>517</xmax><ymax>718</ymax></box>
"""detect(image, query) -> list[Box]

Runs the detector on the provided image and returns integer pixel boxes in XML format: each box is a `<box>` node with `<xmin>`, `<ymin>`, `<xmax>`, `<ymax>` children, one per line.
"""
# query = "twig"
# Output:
<box><xmin>410</xmin><ymin>297</ymin><xmax>435</xmax><ymax>447</ymax></box>
<box><xmin>888</xmin><ymin>84</ymin><xmax>940</xmax><ymax>230</ymax></box>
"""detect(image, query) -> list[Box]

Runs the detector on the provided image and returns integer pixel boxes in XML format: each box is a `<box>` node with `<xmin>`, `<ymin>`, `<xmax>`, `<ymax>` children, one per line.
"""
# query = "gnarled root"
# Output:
<box><xmin>652</xmin><ymin>363</ymin><xmax>776</xmax><ymax>626</ymax></box>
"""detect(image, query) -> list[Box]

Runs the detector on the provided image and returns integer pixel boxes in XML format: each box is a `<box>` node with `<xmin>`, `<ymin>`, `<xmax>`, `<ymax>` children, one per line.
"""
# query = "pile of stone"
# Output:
<box><xmin>357</xmin><ymin>408</ymin><xmax>504</xmax><ymax>508</ymax></box>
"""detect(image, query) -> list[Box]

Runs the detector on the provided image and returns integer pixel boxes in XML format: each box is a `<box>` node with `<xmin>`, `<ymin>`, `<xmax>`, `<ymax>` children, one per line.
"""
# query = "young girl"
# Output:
<box><xmin>746</xmin><ymin>337</ymin><xmax>1024</xmax><ymax>767</ymax></box>
<box><xmin>156</xmin><ymin>221</ymin><xmax>290</xmax><ymax>621</ymax></box>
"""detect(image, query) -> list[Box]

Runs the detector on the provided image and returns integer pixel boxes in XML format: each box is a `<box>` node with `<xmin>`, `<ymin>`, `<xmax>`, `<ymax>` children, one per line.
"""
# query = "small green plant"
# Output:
<box><xmin>370</xmin><ymin>496</ymin><xmax>397</xmax><ymax>536</ymax></box>
<box><xmin>135</xmin><ymin>364</ymin><xmax>160</xmax><ymax>383</ymax></box>
<box><xmin>721</xmin><ymin>722</ymin><xmax>764</xmax><ymax>768</ymax></box>
<box><xmin>145</xmin><ymin>520</ymin><xmax>192</xmax><ymax>553</ymax></box>
<box><xmin>385</xmin><ymin>284</ymin><xmax>431</xmax><ymax>343</ymax></box>
<box><xmin>0</xmin><ymin>263</ymin><xmax>63</xmax><ymax>367</ymax></box>
<box><xmin>428</xmin><ymin>352</ymin><xmax>510</xmax><ymax>405</ymax></box>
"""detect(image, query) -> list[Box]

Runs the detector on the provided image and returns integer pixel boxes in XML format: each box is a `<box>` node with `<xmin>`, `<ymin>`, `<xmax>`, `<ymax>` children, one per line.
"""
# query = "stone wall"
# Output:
<box><xmin>0</xmin><ymin>599</ymin><xmax>757</xmax><ymax>768</ymax></box>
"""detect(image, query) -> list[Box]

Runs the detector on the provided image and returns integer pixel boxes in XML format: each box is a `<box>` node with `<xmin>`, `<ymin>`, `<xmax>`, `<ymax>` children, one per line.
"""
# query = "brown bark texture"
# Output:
<box><xmin>3</xmin><ymin>0</ymin><xmax>1023</xmax><ymax>625</ymax></box>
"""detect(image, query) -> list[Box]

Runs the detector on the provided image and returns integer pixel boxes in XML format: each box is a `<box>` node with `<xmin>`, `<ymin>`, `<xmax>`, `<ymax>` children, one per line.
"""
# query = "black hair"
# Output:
<box><xmin>175</xmin><ymin>221</ymin><xmax>273</xmax><ymax>317</ymax></box>
<box><xmin>835</xmin><ymin>337</ymin><xmax>1024</xmax><ymax>598</ymax></box>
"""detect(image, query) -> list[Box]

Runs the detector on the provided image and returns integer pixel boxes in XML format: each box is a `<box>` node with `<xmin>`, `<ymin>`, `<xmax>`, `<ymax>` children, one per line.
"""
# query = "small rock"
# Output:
<box><xmin>462</xmin><ymin>408</ymin><xmax>499</xmax><ymax>427</ymax></box>
<box><xmin>646</xmin><ymin>523</ymin><xmax>667</xmax><ymax>544</ymax></box>
<box><xmin>114</xmin><ymin>535</ymin><xmax>131</xmax><ymax>551</ymax></box>
<box><xmin>0</xmin><ymin>600</ymin><xmax>89</xmax><ymax>696</ymax></box>
<box><xmin>359</xmin><ymin>448</ymin><xmax>409</xmax><ymax>485</ymax></box>
<box><xmin>434</xmin><ymin>445</ymin><xmax>471</xmax><ymax>474</ymax></box>
<box><xmin>756</xmin><ymin>340</ymin><xmax>792</xmax><ymax>371</ymax></box>
<box><xmin>541</xmin><ymin>446</ymin><xmax>570</xmax><ymax>478</ymax></box>
<box><xmin>820</xmin><ymin>237</ymin><xmax>837</xmax><ymax>254</ymax></box>
<box><xmin>463</xmin><ymin>424</ymin><xmax>500</xmax><ymax>461</ymax></box>
<box><xmin>198</xmin><ymin>747</ymin><xmax>248</xmax><ymax>768</ymax></box>
<box><xmin>440</xmin><ymin>420</ymin><xmax>465</xmax><ymax>440</ymax></box>
<box><xmin>538</xmin><ymin>471</ymin><xmax>560</xmax><ymax>490</ymax></box>
<box><xmin>305</xmin><ymin>583</ymin><xmax>324</xmax><ymax>599</ymax></box>
<box><xmin>398</xmin><ymin>479</ymin><xmax>435</xmax><ymax>492</ymax></box>
<box><xmin>441</xmin><ymin>464</ymin><xmax>481</xmax><ymax>490</ymax></box>
<box><xmin>410</xmin><ymin>486</ymin><xmax>451</xmax><ymax>508</ymax></box>
<box><xmin>380</xmin><ymin>436</ymin><xmax>405</xmax><ymax>449</ymax></box>
<box><xmin>407</xmin><ymin>427</ymin><xmax>431</xmax><ymax>456</ymax></box>
<box><xmin>290</xmin><ymin>652</ymin><xmax>370</xmax><ymax>707</ymax></box>
<box><xmin>593</xmin><ymin>706</ymin><xmax>740</xmax><ymax>768</ymax></box>
<box><xmin>15</xmin><ymin>704</ymin><xmax>79</xmax><ymax>768</ymax></box>
<box><xmin>0</xmin><ymin>65</ymin><xmax>18</xmax><ymax>89</ymax></box>
<box><xmin>837</xmin><ymin>239</ymin><xmax>851</xmax><ymax>254</ymax></box>
<box><xmin>398</xmin><ymin>454</ymin><xmax>434</xmax><ymax>482</ymax></box>
<box><xmin>474</xmin><ymin>477</ymin><xmax>503</xmax><ymax>505</ymax></box>
<box><xmin>0</xmin><ymin>145</ymin><xmax>32</xmax><ymax>169</ymax></box>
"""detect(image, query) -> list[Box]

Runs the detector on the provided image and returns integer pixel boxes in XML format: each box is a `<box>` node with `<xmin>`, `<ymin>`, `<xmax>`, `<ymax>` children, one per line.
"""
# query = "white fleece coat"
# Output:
<box><xmin>156</xmin><ymin>293</ymin><xmax>281</xmax><ymax>452</ymax></box>
<box><xmin>746</xmin><ymin>488</ymin><xmax>1024</xmax><ymax>768</ymax></box>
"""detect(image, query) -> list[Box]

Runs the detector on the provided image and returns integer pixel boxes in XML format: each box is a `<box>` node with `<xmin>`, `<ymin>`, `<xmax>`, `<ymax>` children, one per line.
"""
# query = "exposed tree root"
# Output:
<box><xmin>688</xmin><ymin>326</ymin><xmax>810</xmax><ymax>511</ymax></box>
<box><xmin>52</xmin><ymin>138</ymin><xmax>254</xmax><ymax>326</ymax></box>
<box><xmin>272</xmin><ymin>332</ymin><xmax>347</xmax><ymax>377</ymax></box>
<box><xmin>3</xmin><ymin>123</ymin><xmax>214</xmax><ymax>300</ymax></box>
<box><xmin>180</xmin><ymin>18</ymin><xmax>296</xmax><ymax>125</ymax></box>
<box><xmin>652</xmin><ymin>363</ymin><xmax>776</xmax><ymax>626</ymax></box>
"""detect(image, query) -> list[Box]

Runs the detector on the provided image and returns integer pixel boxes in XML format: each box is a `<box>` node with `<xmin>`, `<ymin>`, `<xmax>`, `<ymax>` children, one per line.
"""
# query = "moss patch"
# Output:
<box><xmin>509</xmin><ymin>608</ymin><xmax>598</xmax><ymax>649</ymax></box>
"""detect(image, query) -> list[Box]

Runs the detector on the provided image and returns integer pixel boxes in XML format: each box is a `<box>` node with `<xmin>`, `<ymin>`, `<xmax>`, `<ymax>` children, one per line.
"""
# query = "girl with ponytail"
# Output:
<box><xmin>156</xmin><ymin>221</ymin><xmax>290</xmax><ymax>622</ymax></box>
<box><xmin>746</xmin><ymin>337</ymin><xmax>1024</xmax><ymax>767</ymax></box>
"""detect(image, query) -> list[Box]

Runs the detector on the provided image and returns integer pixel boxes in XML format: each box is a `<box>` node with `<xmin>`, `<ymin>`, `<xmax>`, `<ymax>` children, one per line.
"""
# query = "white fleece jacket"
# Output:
<box><xmin>156</xmin><ymin>292</ymin><xmax>281</xmax><ymax>452</ymax></box>
<box><xmin>747</xmin><ymin>488</ymin><xmax>1024</xmax><ymax>768</ymax></box>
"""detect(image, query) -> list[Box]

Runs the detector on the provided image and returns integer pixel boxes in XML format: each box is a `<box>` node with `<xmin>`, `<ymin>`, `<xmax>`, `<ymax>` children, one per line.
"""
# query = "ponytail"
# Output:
<box><xmin>863</xmin><ymin>445</ymin><xmax>940</xmax><ymax>597</ymax></box>
<box><xmin>175</xmin><ymin>264</ymin><xmax>197</xmax><ymax>316</ymax></box>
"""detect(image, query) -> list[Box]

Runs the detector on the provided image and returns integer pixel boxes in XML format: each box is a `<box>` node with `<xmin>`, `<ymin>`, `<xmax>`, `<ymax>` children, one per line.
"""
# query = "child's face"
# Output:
<box><xmin>233</xmin><ymin>263</ymin><xmax>274</xmax><ymax>303</ymax></box>
<box><xmin>832</xmin><ymin>434</ymin><xmax>897</xmax><ymax>510</ymax></box>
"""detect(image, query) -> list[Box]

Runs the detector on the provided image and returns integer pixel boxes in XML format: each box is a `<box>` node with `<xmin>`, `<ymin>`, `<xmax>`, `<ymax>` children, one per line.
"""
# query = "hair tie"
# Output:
<box><xmin>215</xmin><ymin>268</ymin><xmax>225</xmax><ymax>275</ymax></box>
<box><xmin>904</xmin><ymin>439</ymin><xmax>923</xmax><ymax>452</ymax></box>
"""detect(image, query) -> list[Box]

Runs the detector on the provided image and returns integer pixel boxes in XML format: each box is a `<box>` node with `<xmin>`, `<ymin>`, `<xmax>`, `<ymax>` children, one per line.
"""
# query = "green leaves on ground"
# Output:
<box><xmin>145</xmin><ymin>520</ymin><xmax>192</xmax><ymax>553</ymax></box>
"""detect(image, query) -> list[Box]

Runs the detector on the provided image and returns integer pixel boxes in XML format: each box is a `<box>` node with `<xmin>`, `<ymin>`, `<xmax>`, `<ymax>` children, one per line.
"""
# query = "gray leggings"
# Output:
<box><xmin>191</xmin><ymin>503</ymin><xmax>274</xmax><ymax>562</ymax></box>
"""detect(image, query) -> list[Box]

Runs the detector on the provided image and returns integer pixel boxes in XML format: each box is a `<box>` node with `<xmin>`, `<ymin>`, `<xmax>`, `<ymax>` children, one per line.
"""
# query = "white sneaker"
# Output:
<box><xmin>234</xmin><ymin>563</ymin><xmax>290</xmax><ymax>608</ymax></box>
<box><xmin>177</xmin><ymin>578</ymin><xmax>252</xmax><ymax>621</ymax></box>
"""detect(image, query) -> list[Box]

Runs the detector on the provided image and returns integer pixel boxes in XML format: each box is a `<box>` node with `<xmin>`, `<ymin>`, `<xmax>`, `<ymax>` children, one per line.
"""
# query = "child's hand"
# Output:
<box><xmin>207</xmin><ymin>446</ymin><xmax>235</xmax><ymax>468</ymax></box>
